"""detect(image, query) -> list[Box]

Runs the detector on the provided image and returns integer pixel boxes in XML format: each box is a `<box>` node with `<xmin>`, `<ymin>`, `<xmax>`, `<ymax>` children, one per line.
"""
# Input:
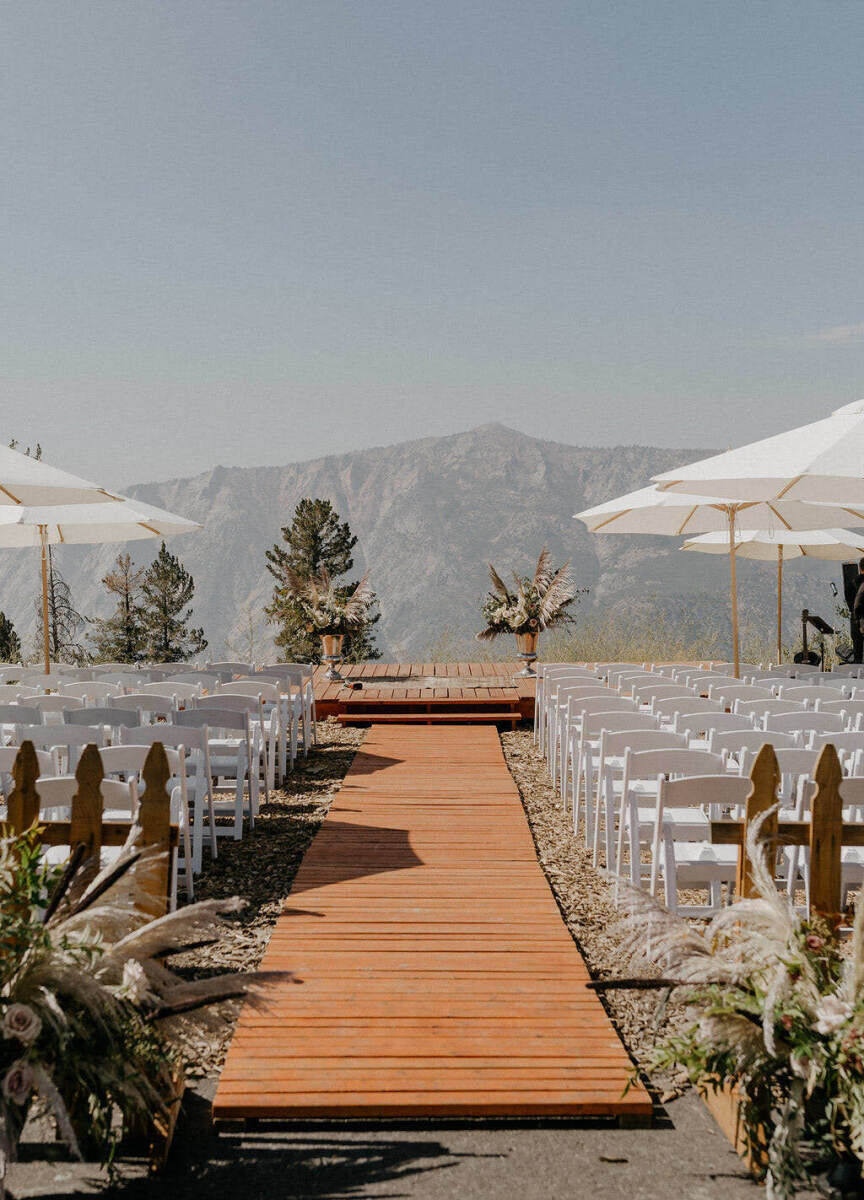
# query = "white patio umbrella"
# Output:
<box><xmin>574</xmin><ymin>486</ymin><xmax>863</xmax><ymax>676</ymax></box>
<box><xmin>0</xmin><ymin>497</ymin><xmax>202</xmax><ymax>673</ymax></box>
<box><xmin>0</xmin><ymin>445</ymin><xmax>121</xmax><ymax>506</ymax></box>
<box><xmin>682</xmin><ymin>528</ymin><xmax>864</xmax><ymax>663</ymax></box>
<box><xmin>652</xmin><ymin>399</ymin><xmax>864</xmax><ymax>504</ymax></box>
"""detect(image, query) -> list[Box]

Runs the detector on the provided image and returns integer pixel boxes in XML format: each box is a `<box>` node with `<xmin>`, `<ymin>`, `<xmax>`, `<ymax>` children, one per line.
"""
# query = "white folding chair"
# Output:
<box><xmin>174</xmin><ymin>709</ymin><xmax>257</xmax><ymax>837</ymax></box>
<box><xmin>13</xmin><ymin>724</ymin><xmax>105</xmax><ymax>772</ymax></box>
<box><xmin>735</xmin><ymin>698</ymin><xmax>806</xmax><ymax>722</ymax></box>
<box><xmin>112</xmin><ymin>692</ymin><xmax>178</xmax><ymax>721</ymax></box>
<box><xmin>191</xmin><ymin>693</ymin><xmax>270</xmax><ymax>806</ymax></box>
<box><xmin>567</xmin><ymin>710</ymin><xmax>660</xmax><ymax>837</ymax></box>
<box><xmin>673</xmin><ymin>710</ymin><xmax>753</xmax><ymax>747</ymax></box>
<box><xmin>60</xmin><ymin>681</ymin><xmax>124</xmax><ymax>701</ymax></box>
<box><xmin>557</xmin><ymin>692</ymin><xmax>636</xmax><ymax>794</ymax></box>
<box><xmin>765</xmin><ymin>711</ymin><xmax>845</xmax><ymax>737</ymax></box>
<box><xmin>121</xmin><ymin>724</ymin><xmax>217</xmax><ymax>872</ymax></box>
<box><xmin>0</xmin><ymin>745</ymin><xmax>56</xmax><ymax>811</ymax></box>
<box><xmin>256</xmin><ymin>665</ymin><xmax>316</xmax><ymax>755</ymax></box>
<box><xmin>592</xmin><ymin>728</ymin><xmax>687</xmax><ymax>869</ymax></box>
<box><xmin>98</xmin><ymin>743</ymin><xmax>193</xmax><ymax>905</ymax></box>
<box><xmin>0</xmin><ymin>683</ymin><xmax>37</xmax><ymax>703</ymax></box>
<box><xmin>34</xmin><ymin>775</ymin><xmax>138</xmax><ymax>870</ymax></box>
<box><xmin>138</xmin><ymin>680</ymin><xmax>202</xmax><ymax>702</ymax></box>
<box><xmin>26</xmin><ymin>694</ymin><xmax>86</xmax><ymax>718</ymax></box>
<box><xmin>709</xmin><ymin>683</ymin><xmax>773</xmax><ymax>708</ymax></box>
<box><xmin>615</xmin><ymin>747</ymin><xmax>725</xmax><ymax>892</ymax></box>
<box><xmin>650</xmin><ymin>774</ymin><xmax>749</xmax><ymax>915</ymax></box>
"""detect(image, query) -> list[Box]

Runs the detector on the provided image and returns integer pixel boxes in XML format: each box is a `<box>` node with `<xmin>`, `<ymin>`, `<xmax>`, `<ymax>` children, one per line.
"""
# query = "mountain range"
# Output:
<box><xmin>0</xmin><ymin>424</ymin><xmax>848</xmax><ymax>660</ymax></box>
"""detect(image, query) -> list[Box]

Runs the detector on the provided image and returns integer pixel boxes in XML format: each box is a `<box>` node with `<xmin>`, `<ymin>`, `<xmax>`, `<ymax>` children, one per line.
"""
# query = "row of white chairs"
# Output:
<box><xmin>0</xmin><ymin>661</ymin><xmax>322</xmax><ymax>906</ymax></box>
<box><xmin>534</xmin><ymin>662</ymin><xmax>864</xmax><ymax>916</ymax></box>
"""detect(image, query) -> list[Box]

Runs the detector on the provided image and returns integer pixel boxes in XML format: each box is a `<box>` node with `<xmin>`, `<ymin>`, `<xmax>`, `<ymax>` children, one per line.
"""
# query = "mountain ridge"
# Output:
<box><xmin>0</xmin><ymin>425</ymin><xmax>842</xmax><ymax>659</ymax></box>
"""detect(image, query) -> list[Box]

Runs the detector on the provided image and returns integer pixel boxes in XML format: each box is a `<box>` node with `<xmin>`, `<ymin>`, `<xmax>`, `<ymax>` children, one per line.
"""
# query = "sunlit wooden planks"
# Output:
<box><xmin>213</xmin><ymin>725</ymin><xmax>651</xmax><ymax>1120</ymax></box>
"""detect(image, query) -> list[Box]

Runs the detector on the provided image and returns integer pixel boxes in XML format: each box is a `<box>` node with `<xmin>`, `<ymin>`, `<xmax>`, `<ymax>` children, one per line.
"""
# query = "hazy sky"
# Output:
<box><xmin>2</xmin><ymin>1</ymin><xmax>864</xmax><ymax>487</ymax></box>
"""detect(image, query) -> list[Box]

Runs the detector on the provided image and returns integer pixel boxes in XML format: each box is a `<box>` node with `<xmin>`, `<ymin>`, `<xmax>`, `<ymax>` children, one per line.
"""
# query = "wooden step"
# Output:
<box><xmin>337</xmin><ymin>712</ymin><xmax>520</xmax><ymax>726</ymax></box>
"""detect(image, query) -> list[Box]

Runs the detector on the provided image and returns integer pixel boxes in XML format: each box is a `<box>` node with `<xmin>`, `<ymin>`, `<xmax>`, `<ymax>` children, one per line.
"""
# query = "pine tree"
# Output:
<box><xmin>0</xmin><ymin>611</ymin><xmax>21</xmax><ymax>662</ymax></box>
<box><xmin>265</xmin><ymin>498</ymin><xmax>380</xmax><ymax>662</ymax></box>
<box><xmin>90</xmin><ymin>553</ymin><xmax>148</xmax><ymax>663</ymax></box>
<box><xmin>141</xmin><ymin>543</ymin><xmax>207</xmax><ymax>662</ymax></box>
<box><xmin>35</xmin><ymin>548</ymin><xmax>89</xmax><ymax>663</ymax></box>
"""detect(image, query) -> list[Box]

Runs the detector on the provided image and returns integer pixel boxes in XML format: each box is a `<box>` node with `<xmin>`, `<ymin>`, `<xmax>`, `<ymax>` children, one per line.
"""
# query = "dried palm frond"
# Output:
<box><xmin>58</xmin><ymin>847</ymin><xmax>144</xmax><ymax>921</ymax></box>
<box><xmin>343</xmin><ymin>572</ymin><xmax>375</xmax><ymax>624</ymax></box>
<box><xmin>488</xmin><ymin>562</ymin><xmax>512</xmax><ymax>599</ymax></box>
<box><xmin>611</xmin><ymin>877</ymin><xmax>727</xmax><ymax>981</ymax></box>
<box><xmin>108</xmin><ymin>897</ymin><xmax>245</xmax><ymax>962</ymax></box>
<box><xmin>537</xmin><ymin>562</ymin><xmax>575</xmax><ymax>628</ymax></box>
<box><xmin>149</xmin><ymin>970</ymin><xmax>296</xmax><ymax>1021</ymax></box>
<box><xmin>41</xmin><ymin>842</ymin><xmax>88</xmax><ymax>924</ymax></box>
<box><xmin>533</xmin><ymin>546</ymin><xmax>554</xmax><ymax>590</ymax></box>
<box><xmin>475</xmin><ymin>624</ymin><xmax>501</xmax><ymax>642</ymax></box>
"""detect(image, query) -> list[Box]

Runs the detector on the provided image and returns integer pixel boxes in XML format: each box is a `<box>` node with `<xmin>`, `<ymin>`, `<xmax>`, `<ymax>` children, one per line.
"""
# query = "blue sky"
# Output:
<box><xmin>2</xmin><ymin>1</ymin><xmax>864</xmax><ymax>484</ymax></box>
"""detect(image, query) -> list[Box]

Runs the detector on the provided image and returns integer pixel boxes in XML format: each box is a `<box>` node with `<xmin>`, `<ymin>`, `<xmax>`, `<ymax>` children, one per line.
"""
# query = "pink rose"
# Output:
<box><xmin>2</xmin><ymin>1003</ymin><xmax>42</xmax><ymax>1046</ymax></box>
<box><xmin>2</xmin><ymin>1061</ymin><xmax>34</xmax><ymax>1106</ymax></box>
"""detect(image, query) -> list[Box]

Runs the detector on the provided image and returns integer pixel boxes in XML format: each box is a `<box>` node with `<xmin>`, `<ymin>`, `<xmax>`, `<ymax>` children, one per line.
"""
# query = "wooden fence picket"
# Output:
<box><xmin>68</xmin><ymin>743</ymin><xmax>105</xmax><ymax>884</ymax></box>
<box><xmin>736</xmin><ymin>743</ymin><xmax>779</xmax><ymax>900</ymax></box>
<box><xmin>712</xmin><ymin>740</ymin><xmax>859</xmax><ymax>922</ymax></box>
<box><xmin>809</xmin><ymin>744</ymin><xmax>844</xmax><ymax>925</ymax></box>
<box><xmin>7</xmin><ymin>740</ymin><xmax>40</xmax><ymax>832</ymax></box>
<box><xmin>132</xmin><ymin>741</ymin><xmax>173</xmax><ymax>915</ymax></box>
<box><xmin>4</xmin><ymin>741</ymin><xmax>176</xmax><ymax>911</ymax></box>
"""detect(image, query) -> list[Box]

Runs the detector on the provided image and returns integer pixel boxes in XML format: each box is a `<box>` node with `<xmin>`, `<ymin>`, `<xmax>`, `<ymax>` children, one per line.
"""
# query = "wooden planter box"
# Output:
<box><xmin>703</xmin><ymin>1082</ymin><xmax>766</xmax><ymax>1182</ymax></box>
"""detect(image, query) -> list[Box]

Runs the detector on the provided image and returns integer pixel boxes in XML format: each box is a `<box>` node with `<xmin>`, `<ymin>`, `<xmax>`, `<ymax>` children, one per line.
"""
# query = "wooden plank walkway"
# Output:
<box><xmin>213</xmin><ymin>725</ymin><xmax>651</xmax><ymax>1120</ymax></box>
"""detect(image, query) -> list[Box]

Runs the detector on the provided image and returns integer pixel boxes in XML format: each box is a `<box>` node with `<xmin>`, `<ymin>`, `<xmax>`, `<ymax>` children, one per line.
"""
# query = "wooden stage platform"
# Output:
<box><xmin>313</xmin><ymin>661</ymin><xmax>536</xmax><ymax>726</ymax></box>
<box><xmin>213</xmin><ymin>724</ymin><xmax>651</xmax><ymax>1121</ymax></box>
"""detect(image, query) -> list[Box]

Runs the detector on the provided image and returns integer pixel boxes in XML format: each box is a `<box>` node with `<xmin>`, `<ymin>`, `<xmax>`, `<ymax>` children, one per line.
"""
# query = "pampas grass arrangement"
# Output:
<box><xmin>477</xmin><ymin>547</ymin><xmax>582</xmax><ymax>641</ymax></box>
<box><xmin>0</xmin><ymin>827</ymin><xmax>286</xmax><ymax>1194</ymax></box>
<box><xmin>603</xmin><ymin>811</ymin><xmax>864</xmax><ymax>1198</ymax></box>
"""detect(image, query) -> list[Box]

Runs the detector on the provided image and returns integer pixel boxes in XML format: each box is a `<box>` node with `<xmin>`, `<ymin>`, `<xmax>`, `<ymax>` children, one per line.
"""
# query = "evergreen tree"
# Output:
<box><xmin>265</xmin><ymin>498</ymin><xmax>380</xmax><ymax>662</ymax></box>
<box><xmin>141</xmin><ymin>543</ymin><xmax>207</xmax><ymax>662</ymax></box>
<box><xmin>35</xmin><ymin>547</ymin><xmax>89</xmax><ymax>663</ymax></box>
<box><xmin>90</xmin><ymin>553</ymin><xmax>148</xmax><ymax>663</ymax></box>
<box><xmin>0</xmin><ymin>611</ymin><xmax>21</xmax><ymax>662</ymax></box>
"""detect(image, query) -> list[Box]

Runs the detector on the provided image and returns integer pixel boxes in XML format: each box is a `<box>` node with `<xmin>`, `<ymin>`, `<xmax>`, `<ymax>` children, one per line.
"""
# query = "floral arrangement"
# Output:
<box><xmin>609</xmin><ymin>814</ymin><xmax>864</xmax><ymax>1199</ymax></box>
<box><xmin>284</xmin><ymin>567</ymin><xmax>377</xmax><ymax>637</ymax></box>
<box><xmin>0</xmin><ymin>827</ymin><xmax>279</xmax><ymax>1191</ymax></box>
<box><xmin>477</xmin><ymin>547</ymin><xmax>581</xmax><ymax>641</ymax></box>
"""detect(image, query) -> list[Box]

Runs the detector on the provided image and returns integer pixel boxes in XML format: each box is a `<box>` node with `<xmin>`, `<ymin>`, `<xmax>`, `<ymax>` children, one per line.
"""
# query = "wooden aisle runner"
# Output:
<box><xmin>213</xmin><ymin>725</ymin><xmax>651</xmax><ymax>1119</ymax></box>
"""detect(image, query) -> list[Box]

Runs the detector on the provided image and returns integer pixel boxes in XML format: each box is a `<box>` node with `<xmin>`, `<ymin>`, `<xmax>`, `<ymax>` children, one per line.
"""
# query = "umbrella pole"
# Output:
<box><xmin>728</xmin><ymin>508</ymin><xmax>740</xmax><ymax>678</ymax></box>
<box><xmin>777</xmin><ymin>546</ymin><xmax>783</xmax><ymax>666</ymax></box>
<box><xmin>39</xmin><ymin>526</ymin><xmax>50</xmax><ymax>675</ymax></box>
